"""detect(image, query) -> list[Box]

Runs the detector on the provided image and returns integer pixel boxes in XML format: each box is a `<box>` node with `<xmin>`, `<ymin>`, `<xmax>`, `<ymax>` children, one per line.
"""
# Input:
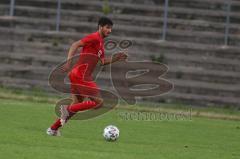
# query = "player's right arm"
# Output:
<box><xmin>67</xmin><ymin>40</ymin><xmax>85</xmax><ymax>62</ymax></box>
<box><xmin>61</xmin><ymin>40</ymin><xmax>85</xmax><ymax>72</ymax></box>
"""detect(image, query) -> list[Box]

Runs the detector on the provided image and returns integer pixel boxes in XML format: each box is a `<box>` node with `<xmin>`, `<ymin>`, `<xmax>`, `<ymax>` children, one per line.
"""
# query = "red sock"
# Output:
<box><xmin>50</xmin><ymin>101</ymin><xmax>97</xmax><ymax>130</ymax></box>
<box><xmin>51</xmin><ymin>119</ymin><xmax>62</xmax><ymax>130</ymax></box>
<box><xmin>68</xmin><ymin>100</ymin><xmax>97</xmax><ymax>113</ymax></box>
<box><xmin>50</xmin><ymin>113</ymin><xmax>76</xmax><ymax>130</ymax></box>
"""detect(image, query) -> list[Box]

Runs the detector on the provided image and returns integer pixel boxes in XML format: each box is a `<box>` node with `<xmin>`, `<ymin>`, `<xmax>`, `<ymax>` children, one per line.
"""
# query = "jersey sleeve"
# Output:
<box><xmin>81</xmin><ymin>34</ymin><xmax>98</xmax><ymax>45</ymax></box>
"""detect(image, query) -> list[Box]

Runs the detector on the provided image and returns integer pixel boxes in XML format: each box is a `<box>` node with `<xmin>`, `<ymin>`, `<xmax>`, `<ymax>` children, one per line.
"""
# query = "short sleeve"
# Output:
<box><xmin>81</xmin><ymin>34</ymin><xmax>98</xmax><ymax>45</ymax></box>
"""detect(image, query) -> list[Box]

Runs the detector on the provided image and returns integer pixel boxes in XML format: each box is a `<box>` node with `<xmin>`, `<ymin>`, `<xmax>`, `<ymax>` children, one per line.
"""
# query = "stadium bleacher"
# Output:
<box><xmin>0</xmin><ymin>0</ymin><xmax>239</xmax><ymax>106</ymax></box>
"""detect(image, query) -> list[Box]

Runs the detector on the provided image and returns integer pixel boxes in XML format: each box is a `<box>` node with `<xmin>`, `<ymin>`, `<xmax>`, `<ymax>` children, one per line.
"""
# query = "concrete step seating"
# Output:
<box><xmin>0</xmin><ymin>0</ymin><xmax>240</xmax><ymax>45</ymax></box>
<box><xmin>1</xmin><ymin>36</ymin><xmax>240</xmax><ymax>74</ymax></box>
<box><xmin>1</xmin><ymin>26</ymin><xmax>240</xmax><ymax>61</ymax></box>
<box><xmin>0</xmin><ymin>0</ymin><xmax>240</xmax><ymax>106</ymax></box>
<box><xmin>0</xmin><ymin>15</ymin><xmax>239</xmax><ymax>46</ymax></box>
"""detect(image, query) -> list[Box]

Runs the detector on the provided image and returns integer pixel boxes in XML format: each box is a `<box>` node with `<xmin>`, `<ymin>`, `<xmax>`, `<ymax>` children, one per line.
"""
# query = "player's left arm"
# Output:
<box><xmin>100</xmin><ymin>51</ymin><xmax>128</xmax><ymax>66</ymax></box>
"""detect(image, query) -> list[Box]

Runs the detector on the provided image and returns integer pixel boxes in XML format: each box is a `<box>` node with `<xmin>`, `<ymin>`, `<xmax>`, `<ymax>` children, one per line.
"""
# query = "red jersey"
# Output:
<box><xmin>70</xmin><ymin>31</ymin><xmax>105</xmax><ymax>81</ymax></box>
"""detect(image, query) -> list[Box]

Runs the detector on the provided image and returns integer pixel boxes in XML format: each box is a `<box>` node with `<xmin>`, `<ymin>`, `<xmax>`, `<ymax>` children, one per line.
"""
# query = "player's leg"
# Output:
<box><xmin>72</xmin><ymin>94</ymin><xmax>85</xmax><ymax>103</ymax></box>
<box><xmin>60</xmin><ymin>94</ymin><xmax>85</xmax><ymax>123</ymax></box>
<box><xmin>60</xmin><ymin>94</ymin><xmax>103</xmax><ymax>125</ymax></box>
<box><xmin>60</xmin><ymin>82</ymin><xmax>103</xmax><ymax>122</ymax></box>
<box><xmin>51</xmin><ymin>94</ymin><xmax>84</xmax><ymax>128</ymax></box>
<box><xmin>47</xmin><ymin>94</ymin><xmax>85</xmax><ymax>136</ymax></box>
<box><xmin>88</xmin><ymin>93</ymin><xmax>103</xmax><ymax>109</ymax></box>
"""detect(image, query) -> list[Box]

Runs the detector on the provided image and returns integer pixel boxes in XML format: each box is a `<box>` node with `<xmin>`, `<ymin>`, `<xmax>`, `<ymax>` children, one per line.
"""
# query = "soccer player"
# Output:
<box><xmin>46</xmin><ymin>17</ymin><xmax>128</xmax><ymax>136</ymax></box>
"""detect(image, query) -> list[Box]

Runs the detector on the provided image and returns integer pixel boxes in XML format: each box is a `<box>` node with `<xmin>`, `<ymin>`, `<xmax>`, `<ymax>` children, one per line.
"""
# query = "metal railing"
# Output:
<box><xmin>9</xmin><ymin>0</ymin><xmax>15</xmax><ymax>16</ymax></box>
<box><xmin>56</xmin><ymin>0</ymin><xmax>61</xmax><ymax>32</ymax></box>
<box><xmin>8</xmin><ymin>0</ymin><xmax>233</xmax><ymax>45</ymax></box>
<box><xmin>224</xmin><ymin>0</ymin><xmax>232</xmax><ymax>46</ymax></box>
<box><xmin>161</xmin><ymin>0</ymin><xmax>232</xmax><ymax>45</ymax></box>
<box><xmin>9</xmin><ymin>0</ymin><xmax>62</xmax><ymax>32</ymax></box>
<box><xmin>162</xmin><ymin>0</ymin><xmax>169</xmax><ymax>41</ymax></box>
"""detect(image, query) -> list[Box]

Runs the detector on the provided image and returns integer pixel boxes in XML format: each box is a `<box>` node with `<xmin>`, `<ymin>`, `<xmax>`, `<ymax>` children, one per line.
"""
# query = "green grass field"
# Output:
<box><xmin>0</xmin><ymin>90</ymin><xmax>240</xmax><ymax>159</ymax></box>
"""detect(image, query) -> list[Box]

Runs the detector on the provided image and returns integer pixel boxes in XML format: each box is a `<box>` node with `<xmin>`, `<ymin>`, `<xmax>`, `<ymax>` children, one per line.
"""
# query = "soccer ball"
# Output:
<box><xmin>103</xmin><ymin>125</ymin><xmax>120</xmax><ymax>141</ymax></box>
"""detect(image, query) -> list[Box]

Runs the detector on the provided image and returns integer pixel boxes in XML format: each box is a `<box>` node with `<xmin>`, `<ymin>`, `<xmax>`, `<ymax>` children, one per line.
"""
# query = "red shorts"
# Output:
<box><xmin>68</xmin><ymin>70</ymin><xmax>99</xmax><ymax>97</ymax></box>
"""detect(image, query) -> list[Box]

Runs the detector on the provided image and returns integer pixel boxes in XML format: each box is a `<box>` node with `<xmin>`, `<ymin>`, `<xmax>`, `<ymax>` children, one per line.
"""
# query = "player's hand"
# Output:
<box><xmin>114</xmin><ymin>50</ymin><xmax>128</xmax><ymax>61</ymax></box>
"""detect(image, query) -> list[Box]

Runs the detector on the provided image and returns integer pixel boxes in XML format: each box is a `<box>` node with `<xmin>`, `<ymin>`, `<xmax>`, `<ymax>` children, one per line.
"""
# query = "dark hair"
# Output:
<box><xmin>98</xmin><ymin>17</ymin><xmax>113</xmax><ymax>27</ymax></box>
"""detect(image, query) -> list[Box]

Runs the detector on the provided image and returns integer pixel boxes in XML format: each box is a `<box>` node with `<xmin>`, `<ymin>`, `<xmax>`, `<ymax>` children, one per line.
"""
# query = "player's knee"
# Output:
<box><xmin>71</xmin><ymin>95</ymin><xmax>84</xmax><ymax>104</ymax></box>
<box><xmin>93</xmin><ymin>98</ymin><xmax>104</xmax><ymax>108</ymax></box>
<box><xmin>96</xmin><ymin>98</ymin><xmax>104</xmax><ymax>106</ymax></box>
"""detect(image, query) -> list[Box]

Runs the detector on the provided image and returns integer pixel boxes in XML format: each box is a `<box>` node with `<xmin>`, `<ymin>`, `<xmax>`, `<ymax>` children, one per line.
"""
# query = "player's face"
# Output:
<box><xmin>100</xmin><ymin>25</ymin><xmax>112</xmax><ymax>37</ymax></box>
